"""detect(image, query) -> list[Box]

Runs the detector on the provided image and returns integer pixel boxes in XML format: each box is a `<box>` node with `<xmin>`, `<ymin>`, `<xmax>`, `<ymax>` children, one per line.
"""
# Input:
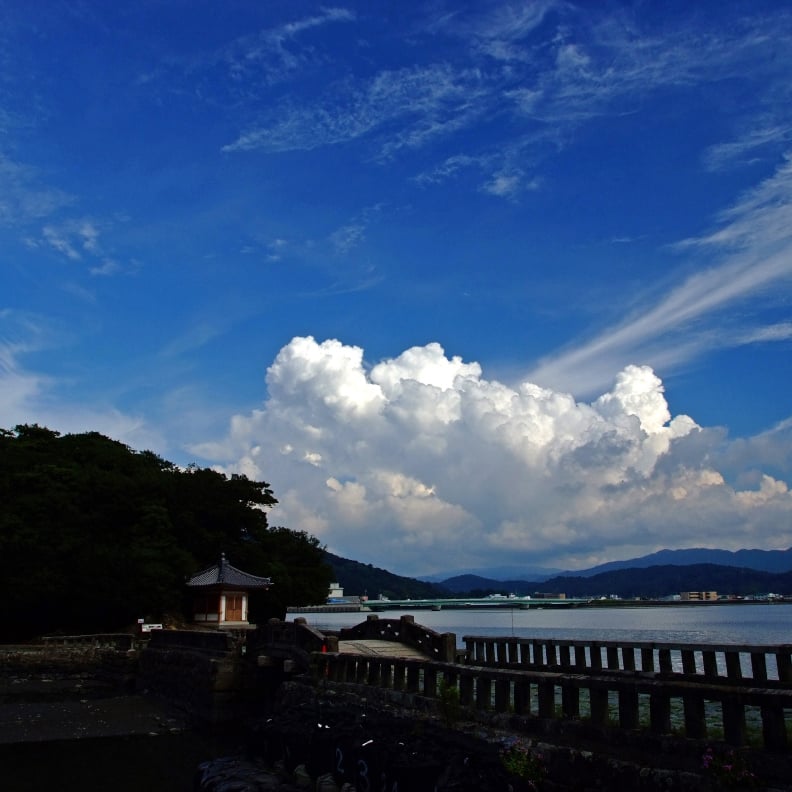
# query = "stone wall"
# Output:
<box><xmin>137</xmin><ymin>630</ymin><xmax>251</xmax><ymax>724</ymax></box>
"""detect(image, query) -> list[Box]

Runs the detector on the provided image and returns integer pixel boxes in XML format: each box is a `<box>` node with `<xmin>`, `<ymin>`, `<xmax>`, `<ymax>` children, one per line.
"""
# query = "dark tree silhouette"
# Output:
<box><xmin>0</xmin><ymin>425</ymin><xmax>332</xmax><ymax>639</ymax></box>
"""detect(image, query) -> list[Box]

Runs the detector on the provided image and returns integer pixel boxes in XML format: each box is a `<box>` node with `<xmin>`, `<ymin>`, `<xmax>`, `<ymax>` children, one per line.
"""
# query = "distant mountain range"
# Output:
<box><xmin>559</xmin><ymin>547</ymin><xmax>792</xmax><ymax>578</ymax></box>
<box><xmin>419</xmin><ymin>564</ymin><xmax>561</xmax><ymax>583</ymax></box>
<box><xmin>324</xmin><ymin>546</ymin><xmax>792</xmax><ymax>601</ymax></box>
<box><xmin>439</xmin><ymin>565</ymin><xmax>792</xmax><ymax>599</ymax></box>
<box><xmin>425</xmin><ymin>547</ymin><xmax>792</xmax><ymax>583</ymax></box>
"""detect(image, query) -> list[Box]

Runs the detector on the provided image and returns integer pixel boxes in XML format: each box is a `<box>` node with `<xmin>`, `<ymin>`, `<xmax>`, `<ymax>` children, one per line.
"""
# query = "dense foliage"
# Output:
<box><xmin>0</xmin><ymin>425</ymin><xmax>332</xmax><ymax>639</ymax></box>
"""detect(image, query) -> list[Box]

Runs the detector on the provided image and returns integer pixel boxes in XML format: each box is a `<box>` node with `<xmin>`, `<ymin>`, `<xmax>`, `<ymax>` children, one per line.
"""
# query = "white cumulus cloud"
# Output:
<box><xmin>195</xmin><ymin>336</ymin><xmax>792</xmax><ymax>576</ymax></box>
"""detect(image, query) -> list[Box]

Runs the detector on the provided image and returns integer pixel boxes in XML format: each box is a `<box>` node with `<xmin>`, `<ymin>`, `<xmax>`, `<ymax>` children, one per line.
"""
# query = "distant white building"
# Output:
<box><xmin>328</xmin><ymin>582</ymin><xmax>345</xmax><ymax>602</ymax></box>
<box><xmin>680</xmin><ymin>591</ymin><xmax>718</xmax><ymax>601</ymax></box>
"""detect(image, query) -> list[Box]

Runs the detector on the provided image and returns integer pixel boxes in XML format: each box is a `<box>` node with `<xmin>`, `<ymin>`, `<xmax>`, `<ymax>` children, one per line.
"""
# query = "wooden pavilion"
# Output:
<box><xmin>187</xmin><ymin>553</ymin><xmax>272</xmax><ymax>626</ymax></box>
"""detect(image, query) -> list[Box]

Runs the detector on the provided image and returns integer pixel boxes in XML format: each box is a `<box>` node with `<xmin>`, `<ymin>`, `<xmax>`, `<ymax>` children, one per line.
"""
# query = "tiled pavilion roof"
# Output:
<box><xmin>187</xmin><ymin>553</ymin><xmax>272</xmax><ymax>589</ymax></box>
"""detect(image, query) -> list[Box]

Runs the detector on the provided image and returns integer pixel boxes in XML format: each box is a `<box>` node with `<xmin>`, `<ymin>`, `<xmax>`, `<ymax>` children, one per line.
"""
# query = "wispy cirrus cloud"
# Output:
<box><xmin>35</xmin><ymin>218</ymin><xmax>130</xmax><ymax>276</ymax></box>
<box><xmin>225</xmin><ymin>7</ymin><xmax>355</xmax><ymax>84</ymax></box>
<box><xmin>134</xmin><ymin>7</ymin><xmax>356</xmax><ymax>108</ymax></box>
<box><xmin>704</xmin><ymin>126</ymin><xmax>792</xmax><ymax>172</ymax></box>
<box><xmin>221</xmin><ymin>2</ymin><xmax>792</xmax><ymax>206</ymax></box>
<box><xmin>497</xmin><ymin>6</ymin><xmax>792</xmax><ymax>128</ymax></box>
<box><xmin>0</xmin><ymin>153</ymin><xmax>73</xmax><ymax>226</ymax></box>
<box><xmin>738</xmin><ymin>322</ymin><xmax>792</xmax><ymax>344</ymax></box>
<box><xmin>528</xmin><ymin>153</ymin><xmax>792</xmax><ymax>395</ymax></box>
<box><xmin>0</xmin><ymin>134</ymin><xmax>124</xmax><ymax>277</ymax></box>
<box><xmin>223</xmin><ymin>63</ymin><xmax>488</xmax><ymax>155</ymax></box>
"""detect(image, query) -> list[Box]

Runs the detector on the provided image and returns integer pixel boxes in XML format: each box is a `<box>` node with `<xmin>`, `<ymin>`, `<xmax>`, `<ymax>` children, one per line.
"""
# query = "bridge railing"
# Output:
<box><xmin>313</xmin><ymin>651</ymin><xmax>792</xmax><ymax>751</ymax></box>
<box><xmin>256</xmin><ymin>618</ymin><xmax>333</xmax><ymax>654</ymax></box>
<box><xmin>327</xmin><ymin>614</ymin><xmax>457</xmax><ymax>662</ymax></box>
<box><xmin>462</xmin><ymin>635</ymin><xmax>792</xmax><ymax>685</ymax></box>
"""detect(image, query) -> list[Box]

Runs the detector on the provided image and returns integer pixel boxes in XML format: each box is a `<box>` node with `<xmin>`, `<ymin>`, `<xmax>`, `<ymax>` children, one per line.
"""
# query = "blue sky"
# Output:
<box><xmin>3</xmin><ymin>1</ymin><xmax>792</xmax><ymax>576</ymax></box>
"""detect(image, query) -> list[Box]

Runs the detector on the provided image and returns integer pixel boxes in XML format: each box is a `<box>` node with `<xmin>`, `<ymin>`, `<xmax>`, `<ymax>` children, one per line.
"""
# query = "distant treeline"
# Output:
<box><xmin>324</xmin><ymin>551</ymin><xmax>448</xmax><ymax>601</ymax></box>
<box><xmin>0</xmin><ymin>425</ymin><xmax>333</xmax><ymax>640</ymax></box>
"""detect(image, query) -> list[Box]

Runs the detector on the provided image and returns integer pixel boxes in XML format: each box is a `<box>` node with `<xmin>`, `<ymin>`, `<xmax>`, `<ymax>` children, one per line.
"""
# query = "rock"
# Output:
<box><xmin>195</xmin><ymin>756</ymin><xmax>302</xmax><ymax>791</ymax></box>
<box><xmin>315</xmin><ymin>773</ymin><xmax>339</xmax><ymax>792</ymax></box>
<box><xmin>292</xmin><ymin>764</ymin><xmax>311</xmax><ymax>788</ymax></box>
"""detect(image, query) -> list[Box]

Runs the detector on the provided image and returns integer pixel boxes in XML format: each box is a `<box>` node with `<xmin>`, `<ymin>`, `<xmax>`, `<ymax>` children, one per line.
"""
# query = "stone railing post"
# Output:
<box><xmin>367</xmin><ymin>658</ymin><xmax>381</xmax><ymax>687</ymax></box>
<box><xmin>722</xmin><ymin>697</ymin><xmax>746</xmax><ymax>746</ymax></box>
<box><xmin>486</xmin><ymin>640</ymin><xmax>496</xmax><ymax>664</ymax></box>
<box><xmin>379</xmin><ymin>658</ymin><xmax>393</xmax><ymax>689</ymax></box>
<box><xmin>495</xmin><ymin>677</ymin><xmax>510</xmax><ymax>712</ymax></box>
<box><xmin>476</xmin><ymin>675</ymin><xmax>492</xmax><ymax>710</ymax></box>
<box><xmin>658</xmin><ymin>648</ymin><xmax>672</xmax><ymax>674</ymax></box>
<box><xmin>356</xmin><ymin>658</ymin><xmax>368</xmax><ymax>685</ymax></box>
<box><xmin>751</xmin><ymin>652</ymin><xmax>768</xmax><ymax>682</ymax></box>
<box><xmin>606</xmin><ymin>646</ymin><xmax>619</xmax><ymax>670</ymax></box>
<box><xmin>492</xmin><ymin>640</ymin><xmax>505</xmax><ymax>664</ymax></box>
<box><xmin>683</xmin><ymin>692</ymin><xmax>707</xmax><ymax>739</ymax></box>
<box><xmin>761</xmin><ymin>702</ymin><xmax>787</xmax><ymax>750</ymax></box>
<box><xmin>507</xmin><ymin>639</ymin><xmax>519</xmax><ymax>664</ymax></box>
<box><xmin>589</xmin><ymin>685</ymin><xmax>609</xmax><ymax>728</ymax></box>
<box><xmin>513</xmin><ymin>677</ymin><xmax>531</xmax><ymax>715</ymax></box>
<box><xmin>463</xmin><ymin>638</ymin><xmax>474</xmax><ymax>662</ymax></box>
<box><xmin>393</xmin><ymin>661</ymin><xmax>406</xmax><ymax>692</ymax></box>
<box><xmin>561</xmin><ymin>680</ymin><xmax>579</xmax><ymax>719</ymax></box>
<box><xmin>439</xmin><ymin>633</ymin><xmax>456</xmax><ymax>663</ymax></box>
<box><xmin>575</xmin><ymin>645</ymin><xmax>587</xmax><ymax>670</ymax></box>
<box><xmin>537</xmin><ymin>679</ymin><xmax>555</xmax><ymax>718</ymax></box>
<box><xmin>406</xmin><ymin>663</ymin><xmax>420</xmax><ymax>694</ymax></box>
<box><xmin>776</xmin><ymin>649</ymin><xmax>792</xmax><ymax>683</ymax></box>
<box><xmin>649</xmin><ymin>689</ymin><xmax>671</xmax><ymax>734</ymax></box>
<box><xmin>618</xmin><ymin>684</ymin><xmax>639</xmax><ymax>730</ymax></box>
<box><xmin>702</xmin><ymin>650</ymin><xmax>718</xmax><ymax>679</ymax></box>
<box><xmin>725</xmin><ymin>650</ymin><xmax>742</xmax><ymax>680</ymax></box>
<box><xmin>424</xmin><ymin>666</ymin><xmax>438</xmax><ymax>698</ymax></box>
<box><xmin>336</xmin><ymin>655</ymin><xmax>355</xmax><ymax>682</ymax></box>
<box><xmin>459</xmin><ymin>672</ymin><xmax>474</xmax><ymax>707</ymax></box>
<box><xmin>641</xmin><ymin>646</ymin><xmax>654</xmax><ymax>672</ymax></box>
<box><xmin>681</xmin><ymin>649</ymin><xmax>696</xmax><ymax>675</ymax></box>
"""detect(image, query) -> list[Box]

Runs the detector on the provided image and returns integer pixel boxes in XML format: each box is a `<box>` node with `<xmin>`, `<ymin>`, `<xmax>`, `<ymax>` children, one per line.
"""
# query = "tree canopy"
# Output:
<box><xmin>0</xmin><ymin>425</ymin><xmax>332</xmax><ymax>639</ymax></box>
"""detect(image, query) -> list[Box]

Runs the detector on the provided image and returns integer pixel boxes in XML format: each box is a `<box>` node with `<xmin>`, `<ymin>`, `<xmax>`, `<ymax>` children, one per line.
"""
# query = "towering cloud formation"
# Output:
<box><xmin>199</xmin><ymin>337</ymin><xmax>792</xmax><ymax>574</ymax></box>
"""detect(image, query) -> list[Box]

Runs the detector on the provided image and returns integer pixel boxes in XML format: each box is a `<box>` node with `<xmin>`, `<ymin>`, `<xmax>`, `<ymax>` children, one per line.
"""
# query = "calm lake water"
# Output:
<box><xmin>289</xmin><ymin>602</ymin><xmax>792</xmax><ymax>647</ymax></box>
